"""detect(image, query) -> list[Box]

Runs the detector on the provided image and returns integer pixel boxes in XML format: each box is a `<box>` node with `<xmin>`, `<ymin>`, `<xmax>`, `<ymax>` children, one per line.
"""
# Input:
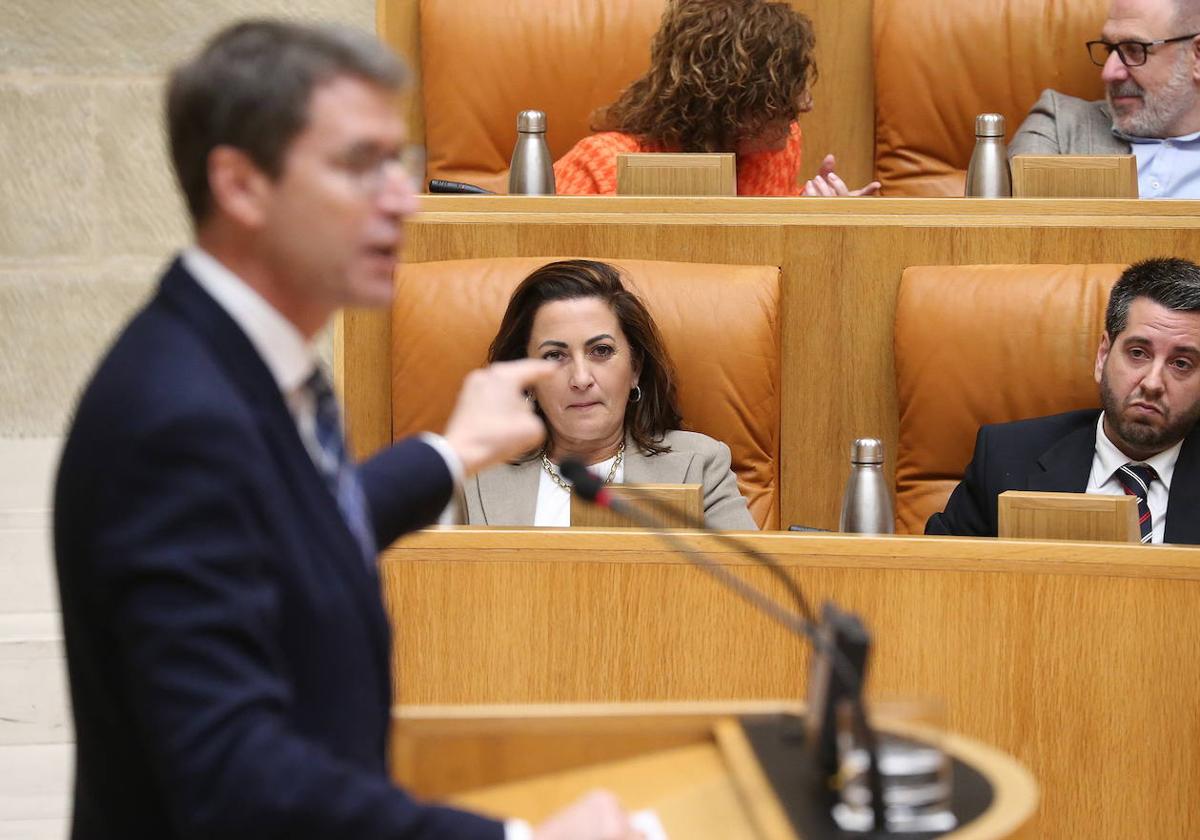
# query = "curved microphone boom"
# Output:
<box><xmin>559</xmin><ymin>458</ymin><xmax>889</xmax><ymax>832</ymax></box>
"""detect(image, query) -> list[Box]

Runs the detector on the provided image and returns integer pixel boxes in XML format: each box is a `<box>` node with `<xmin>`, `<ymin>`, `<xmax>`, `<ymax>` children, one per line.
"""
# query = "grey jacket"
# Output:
<box><xmin>1009</xmin><ymin>89</ymin><xmax>1130</xmax><ymax>157</ymax></box>
<box><xmin>461</xmin><ymin>429</ymin><xmax>758</xmax><ymax>530</ymax></box>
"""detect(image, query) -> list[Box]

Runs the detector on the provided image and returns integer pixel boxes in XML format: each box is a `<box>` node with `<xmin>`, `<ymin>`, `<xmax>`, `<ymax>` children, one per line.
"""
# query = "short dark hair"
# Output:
<box><xmin>166</xmin><ymin>19</ymin><xmax>406</xmax><ymax>225</ymax></box>
<box><xmin>488</xmin><ymin>260</ymin><xmax>683</xmax><ymax>456</ymax></box>
<box><xmin>1105</xmin><ymin>257</ymin><xmax>1200</xmax><ymax>337</ymax></box>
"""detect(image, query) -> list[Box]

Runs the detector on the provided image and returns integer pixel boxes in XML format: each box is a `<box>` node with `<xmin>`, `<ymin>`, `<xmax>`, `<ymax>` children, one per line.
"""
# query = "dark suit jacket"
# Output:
<box><xmin>925</xmin><ymin>409</ymin><xmax>1200</xmax><ymax>544</ymax></box>
<box><xmin>54</xmin><ymin>260</ymin><xmax>503</xmax><ymax>839</ymax></box>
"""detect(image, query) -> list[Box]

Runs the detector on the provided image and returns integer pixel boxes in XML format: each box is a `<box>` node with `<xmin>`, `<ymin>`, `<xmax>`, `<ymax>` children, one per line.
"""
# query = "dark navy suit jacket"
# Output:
<box><xmin>54</xmin><ymin>260</ymin><xmax>504</xmax><ymax>839</ymax></box>
<box><xmin>925</xmin><ymin>408</ymin><xmax>1200</xmax><ymax>544</ymax></box>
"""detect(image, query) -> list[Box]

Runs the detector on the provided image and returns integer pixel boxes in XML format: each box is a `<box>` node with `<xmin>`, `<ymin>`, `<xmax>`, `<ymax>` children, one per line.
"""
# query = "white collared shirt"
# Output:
<box><xmin>182</xmin><ymin>247</ymin><xmax>329</xmax><ymax>468</ymax></box>
<box><xmin>1113</xmin><ymin>127</ymin><xmax>1200</xmax><ymax>199</ymax></box>
<box><xmin>1086</xmin><ymin>414</ymin><xmax>1181</xmax><ymax>543</ymax></box>
<box><xmin>533</xmin><ymin>455</ymin><xmax>624</xmax><ymax>526</ymax></box>
<box><xmin>181</xmin><ymin>247</ymin><xmax>462</xmax><ymax>484</ymax></box>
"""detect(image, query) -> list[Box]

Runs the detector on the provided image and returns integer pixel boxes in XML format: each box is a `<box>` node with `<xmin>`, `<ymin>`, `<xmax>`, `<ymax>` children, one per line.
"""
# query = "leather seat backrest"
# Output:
<box><xmin>874</xmin><ymin>0</ymin><xmax>1108</xmax><ymax>196</ymax></box>
<box><xmin>418</xmin><ymin>0</ymin><xmax>665</xmax><ymax>193</ymax></box>
<box><xmin>894</xmin><ymin>264</ymin><xmax>1124</xmax><ymax>533</ymax></box>
<box><xmin>391</xmin><ymin>257</ymin><xmax>782</xmax><ymax>528</ymax></box>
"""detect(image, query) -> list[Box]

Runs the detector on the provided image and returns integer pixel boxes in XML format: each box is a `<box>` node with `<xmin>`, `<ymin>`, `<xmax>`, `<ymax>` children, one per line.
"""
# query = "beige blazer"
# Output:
<box><xmin>1009</xmin><ymin>89</ymin><xmax>1131</xmax><ymax>157</ymax></box>
<box><xmin>461</xmin><ymin>429</ymin><xmax>758</xmax><ymax>530</ymax></box>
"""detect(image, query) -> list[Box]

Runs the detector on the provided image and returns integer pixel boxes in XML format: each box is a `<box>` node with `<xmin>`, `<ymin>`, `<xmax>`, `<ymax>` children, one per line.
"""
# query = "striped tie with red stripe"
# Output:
<box><xmin>1116</xmin><ymin>463</ymin><xmax>1158</xmax><ymax>544</ymax></box>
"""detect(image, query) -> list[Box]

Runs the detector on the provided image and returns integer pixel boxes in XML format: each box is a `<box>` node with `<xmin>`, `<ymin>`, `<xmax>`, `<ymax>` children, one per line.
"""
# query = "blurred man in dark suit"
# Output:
<box><xmin>54</xmin><ymin>19</ymin><xmax>638</xmax><ymax>840</ymax></box>
<box><xmin>1010</xmin><ymin>0</ymin><xmax>1200</xmax><ymax>198</ymax></box>
<box><xmin>927</xmin><ymin>257</ymin><xmax>1200</xmax><ymax>544</ymax></box>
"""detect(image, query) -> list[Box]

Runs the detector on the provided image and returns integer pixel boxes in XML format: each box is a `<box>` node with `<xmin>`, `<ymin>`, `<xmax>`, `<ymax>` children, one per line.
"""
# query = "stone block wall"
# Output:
<box><xmin>1</xmin><ymin>0</ymin><xmax>374</xmax><ymax>437</ymax></box>
<box><xmin>0</xmin><ymin>4</ymin><xmax>374</xmax><ymax>835</ymax></box>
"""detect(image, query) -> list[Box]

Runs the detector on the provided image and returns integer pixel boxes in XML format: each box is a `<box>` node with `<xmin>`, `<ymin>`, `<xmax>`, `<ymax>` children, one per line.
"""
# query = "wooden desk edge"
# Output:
<box><xmin>384</xmin><ymin>527</ymin><xmax>1200</xmax><ymax>582</ymax></box>
<box><xmin>392</xmin><ymin>702</ymin><xmax>1037</xmax><ymax>840</ymax></box>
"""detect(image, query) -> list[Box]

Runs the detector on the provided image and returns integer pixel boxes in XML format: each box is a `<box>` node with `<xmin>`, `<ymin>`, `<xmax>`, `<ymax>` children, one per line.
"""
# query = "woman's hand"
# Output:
<box><xmin>803</xmin><ymin>153</ymin><xmax>881</xmax><ymax>197</ymax></box>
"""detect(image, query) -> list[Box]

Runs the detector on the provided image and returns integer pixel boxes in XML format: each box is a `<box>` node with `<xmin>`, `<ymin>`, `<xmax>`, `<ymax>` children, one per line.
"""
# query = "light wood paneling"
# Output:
<box><xmin>616</xmin><ymin>153</ymin><xmax>736</xmax><ymax>196</ymax></box>
<box><xmin>380</xmin><ymin>528</ymin><xmax>1200</xmax><ymax>839</ymax></box>
<box><xmin>572</xmin><ymin>484</ymin><xmax>702</xmax><ymax>529</ymax></box>
<box><xmin>391</xmin><ymin>701</ymin><xmax>1036</xmax><ymax>840</ymax></box>
<box><xmin>341</xmin><ymin>196</ymin><xmax>1200</xmax><ymax>531</ymax></box>
<box><xmin>997</xmin><ymin>490</ymin><xmax>1140</xmax><ymax>542</ymax></box>
<box><xmin>455</xmin><ymin>740</ymin><xmax>762</xmax><ymax>837</ymax></box>
<box><xmin>1011</xmin><ymin>155</ymin><xmax>1138</xmax><ymax>198</ymax></box>
<box><xmin>376</xmin><ymin>0</ymin><xmax>423</xmax><ymax>150</ymax></box>
<box><xmin>392</xmin><ymin>701</ymin><xmax>764</xmax><ymax>798</ymax></box>
<box><xmin>793</xmin><ymin>0</ymin><xmax>874</xmax><ymax>186</ymax></box>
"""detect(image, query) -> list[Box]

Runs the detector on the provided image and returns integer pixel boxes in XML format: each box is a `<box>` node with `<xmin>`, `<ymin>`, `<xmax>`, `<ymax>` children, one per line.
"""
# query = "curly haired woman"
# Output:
<box><xmin>554</xmin><ymin>0</ymin><xmax>879</xmax><ymax>197</ymax></box>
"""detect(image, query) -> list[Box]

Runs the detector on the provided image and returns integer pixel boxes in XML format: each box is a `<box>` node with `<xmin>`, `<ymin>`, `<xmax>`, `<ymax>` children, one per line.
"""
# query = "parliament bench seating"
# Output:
<box><xmin>381</xmin><ymin>0</ymin><xmax>1111</xmax><ymax>195</ymax></box>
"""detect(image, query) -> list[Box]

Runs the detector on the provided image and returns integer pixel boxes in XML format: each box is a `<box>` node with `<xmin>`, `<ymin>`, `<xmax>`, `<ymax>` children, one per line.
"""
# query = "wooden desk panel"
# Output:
<box><xmin>391</xmin><ymin>702</ymin><xmax>1037</xmax><ymax>840</ymax></box>
<box><xmin>380</xmin><ymin>528</ymin><xmax>1200</xmax><ymax>839</ymax></box>
<box><xmin>340</xmin><ymin>197</ymin><xmax>1200</xmax><ymax>531</ymax></box>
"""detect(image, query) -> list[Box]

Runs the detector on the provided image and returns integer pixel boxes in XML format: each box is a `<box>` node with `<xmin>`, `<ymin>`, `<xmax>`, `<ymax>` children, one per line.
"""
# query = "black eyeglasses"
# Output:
<box><xmin>1087</xmin><ymin>33</ymin><xmax>1200</xmax><ymax>67</ymax></box>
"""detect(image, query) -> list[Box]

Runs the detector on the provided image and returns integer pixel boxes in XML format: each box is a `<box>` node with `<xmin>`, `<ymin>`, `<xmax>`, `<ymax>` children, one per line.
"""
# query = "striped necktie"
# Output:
<box><xmin>1116</xmin><ymin>463</ymin><xmax>1158</xmax><ymax>544</ymax></box>
<box><xmin>305</xmin><ymin>368</ymin><xmax>377</xmax><ymax>564</ymax></box>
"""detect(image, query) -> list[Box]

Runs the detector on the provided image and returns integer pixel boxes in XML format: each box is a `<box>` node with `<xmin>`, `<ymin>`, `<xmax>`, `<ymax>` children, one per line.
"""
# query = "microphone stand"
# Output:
<box><xmin>559</xmin><ymin>461</ymin><xmax>890</xmax><ymax>833</ymax></box>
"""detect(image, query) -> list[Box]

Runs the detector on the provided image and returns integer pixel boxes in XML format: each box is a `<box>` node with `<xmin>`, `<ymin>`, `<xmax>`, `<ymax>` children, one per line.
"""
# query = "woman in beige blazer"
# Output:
<box><xmin>460</xmin><ymin>259</ymin><xmax>756</xmax><ymax>531</ymax></box>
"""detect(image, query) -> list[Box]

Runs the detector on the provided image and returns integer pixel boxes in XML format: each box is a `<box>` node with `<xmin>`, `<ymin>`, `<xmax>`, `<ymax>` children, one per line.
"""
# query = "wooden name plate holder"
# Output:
<box><xmin>616</xmin><ymin>153</ymin><xmax>737</xmax><ymax>196</ymax></box>
<box><xmin>571</xmin><ymin>483</ymin><xmax>702</xmax><ymax>528</ymax></box>
<box><xmin>1010</xmin><ymin>155</ymin><xmax>1138</xmax><ymax>198</ymax></box>
<box><xmin>390</xmin><ymin>701</ymin><xmax>1038</xmax><ymax>840</ymax></box>
<box><xmin>997</xmin><ymin>491</ymin><xmax>1140</xmax><ymax>542</ymax></box>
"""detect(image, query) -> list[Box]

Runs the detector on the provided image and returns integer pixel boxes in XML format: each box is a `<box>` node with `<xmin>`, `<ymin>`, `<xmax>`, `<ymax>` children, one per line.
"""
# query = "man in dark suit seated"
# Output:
<box><xmin>1009</xmin><ymin>0</ymin><xmax>1200</xmax><ymax>198</ymax></box>
<box><xmin>53</xmin><ymin>19</ymin><xmax>639</xmax><ymax>840</ymax></box>
<box><xmin>927</xmin><ymin>257</ymin><xmax>1200</xmax><ymax>544</ymax></box>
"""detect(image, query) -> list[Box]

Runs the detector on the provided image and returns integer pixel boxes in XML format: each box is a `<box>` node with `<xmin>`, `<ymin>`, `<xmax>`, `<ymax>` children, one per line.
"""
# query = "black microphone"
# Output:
<box><xmin>427</xmin><ymin>178</ymin><xmax>494</xmax><ymax>194</ymax></box>
<box><xmin>560</xmin><ymin>458</ymin><xmax>889</xmax><ymax>831</ymax></box>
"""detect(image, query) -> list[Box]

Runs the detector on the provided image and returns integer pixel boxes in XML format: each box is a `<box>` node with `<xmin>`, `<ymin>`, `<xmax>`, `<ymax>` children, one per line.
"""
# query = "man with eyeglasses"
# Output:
<box><xmin>53</xmin><ymin>18</ymin><xmax>642</xmax><ymax>840</ymax></box>
<box><xmin>1010</xmin><ymin>0</ymin><xmax>1200</xmax><ymax>198</ymax></box>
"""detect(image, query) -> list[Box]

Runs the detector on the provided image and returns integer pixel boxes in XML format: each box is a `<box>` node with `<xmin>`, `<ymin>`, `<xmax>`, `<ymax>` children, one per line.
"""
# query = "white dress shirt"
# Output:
<box><xmin>1086</xmin><ymin>414</ymin><xmax>1181</xmax><ymax>543</ymax></box>
<box><xmin>533</xmin><ymin>454</ymin><xmax>624</xmax><ymax>526</ymax></box>
<box><xmin>1114</xmin><ymin>128</ymin><xmax>1200</xmax><ymax>199</ymax></box>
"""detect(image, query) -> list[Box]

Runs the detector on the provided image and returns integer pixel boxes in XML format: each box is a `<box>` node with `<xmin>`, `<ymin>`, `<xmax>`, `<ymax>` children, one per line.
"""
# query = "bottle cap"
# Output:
<box><xmin>517</xmin><ymin>109</ymin><xmax>547</xmax><ymax>133</ymax></box>
<box><xmin>849</xmin><ymin>438</ymin><xmax>884</xmax><ymax>464</ymax></box>
<box><xmin>974</xmin><ymin>113</ymin><xmax>1005</xmax><ymax>137</ymax></box>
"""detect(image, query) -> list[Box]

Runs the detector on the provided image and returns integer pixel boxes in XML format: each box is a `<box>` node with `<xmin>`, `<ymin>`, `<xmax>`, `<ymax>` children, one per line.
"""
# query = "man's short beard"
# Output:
<box><xmin>1107</xmin><ymin>50</ymin><xmax>1197</xmax><ymax>137</ymax></box>
<box><xmin>1100</xmin><ymin>369</ymin><xmax>1200</xmax><ymax>454</ymax></box>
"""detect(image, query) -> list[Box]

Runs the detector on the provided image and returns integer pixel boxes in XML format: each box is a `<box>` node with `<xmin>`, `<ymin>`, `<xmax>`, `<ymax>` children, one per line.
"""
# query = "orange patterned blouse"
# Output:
<box><xmin>553</xmin><ymin>122</ymin><xmax>804</xmax><ymax>196</ymax></box>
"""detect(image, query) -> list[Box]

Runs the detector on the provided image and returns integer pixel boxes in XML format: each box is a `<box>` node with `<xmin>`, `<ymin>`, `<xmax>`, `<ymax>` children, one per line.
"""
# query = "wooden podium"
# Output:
<box><xmin>391</xmin><ymin>701</ymin><xmax>1038</xmax><ymax>839</ymax></box>
<box><xmin>381</xmin><ymin>528</ymin><xmax>1200</xmax><ymax>839</ymax></box>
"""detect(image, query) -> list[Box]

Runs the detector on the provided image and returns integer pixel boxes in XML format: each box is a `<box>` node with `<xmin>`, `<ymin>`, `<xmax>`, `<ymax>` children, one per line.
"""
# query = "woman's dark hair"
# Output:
<box><xmin>593</xmin><ymin>0</ymin><xmax>817</xmax><ymax>152</ymax></box>
<box><xmin>488</xmin><ymin>259</ymin><xmax>683</xmax><ymax>456</ymax></box>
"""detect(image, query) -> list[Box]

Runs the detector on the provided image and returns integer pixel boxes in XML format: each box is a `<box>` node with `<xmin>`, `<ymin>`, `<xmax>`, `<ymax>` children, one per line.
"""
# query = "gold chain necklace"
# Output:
<box><xmin>541</xmin><ymin>441</ymin><xmax>625</xmax><ymax>493</ymax></box>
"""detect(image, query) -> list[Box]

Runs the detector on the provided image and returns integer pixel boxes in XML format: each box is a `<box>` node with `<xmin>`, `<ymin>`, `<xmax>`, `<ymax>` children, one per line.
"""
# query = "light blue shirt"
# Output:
<box><xmin>1114</xmin><ymin>128</ymin><xmax>1200</xmax><ymax>198</ymax></box>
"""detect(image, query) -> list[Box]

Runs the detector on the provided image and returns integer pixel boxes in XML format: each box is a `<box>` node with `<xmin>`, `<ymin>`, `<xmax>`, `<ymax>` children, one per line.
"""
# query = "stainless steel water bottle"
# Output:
<box><xmin>508</xmin><ymin>109</ymin><xmax>555</xmax><ymax>195</ymax></box>
<box><xmin>839</xmin><ymin>438</ymin><xmax>895</xmax><ymax>534</ymax></box>
<box><xmin>964</xmin><ymin>113</ymin><xmax>1011</xmax><ymax>198</ymax></box>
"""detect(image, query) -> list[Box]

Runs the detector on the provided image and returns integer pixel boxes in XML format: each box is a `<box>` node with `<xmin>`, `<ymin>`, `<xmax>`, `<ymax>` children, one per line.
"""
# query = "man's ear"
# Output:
<box><xmin>207</xmin><ymin>145</ymin><xmax>273</xmax><ymax>229</ymax></box>
<box><xmin>1095</xmin><ymin>331</ymin><xmax>1112</xmax><ymax>385</ymax></box>
<box><xmin>1192</xmin><ymin>35</ymin><xmax>1200</xmax><ymax>82</ymax></box>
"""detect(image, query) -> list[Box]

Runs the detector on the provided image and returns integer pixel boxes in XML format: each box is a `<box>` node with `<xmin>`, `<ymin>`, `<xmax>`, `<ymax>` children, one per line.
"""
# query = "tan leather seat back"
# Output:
<box><xmin>391</xmin><ymin>257</ymin><xmax>782</xmax><ymax>528</ymax></box>
<box><xmin>894</xmin><ymin>264</ymin><xmax>1124</xmax><ymax>533</ymax></box>
<box><xmin>418</xmin><ymin>0</ymin><xmax>664</xmax><ymax>193</ymax></box>
<box><xmin>873</xmin><ymin>0</ymin><xmax>1108</xmax><ymax>196</ymax></box>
